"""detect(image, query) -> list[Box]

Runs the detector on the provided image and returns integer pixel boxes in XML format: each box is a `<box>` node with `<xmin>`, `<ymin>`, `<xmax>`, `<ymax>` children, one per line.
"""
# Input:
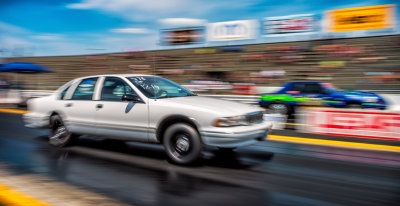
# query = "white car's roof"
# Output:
<box><xmin>76</xmin><ymin>74</ymin><xmax>157</xmax><ymax>79</ymax></box>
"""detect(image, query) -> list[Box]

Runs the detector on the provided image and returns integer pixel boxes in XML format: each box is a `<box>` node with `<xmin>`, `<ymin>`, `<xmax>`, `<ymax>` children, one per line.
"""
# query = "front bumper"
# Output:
<box><xmin>23</xmin><ymin>112</ymin><xmax>49</xmax><ymax>128</ymax></box>
<box><xmin>200</xmin><ymin>121</ymin><xmax>272</xmax><ymax>148</ymax></box>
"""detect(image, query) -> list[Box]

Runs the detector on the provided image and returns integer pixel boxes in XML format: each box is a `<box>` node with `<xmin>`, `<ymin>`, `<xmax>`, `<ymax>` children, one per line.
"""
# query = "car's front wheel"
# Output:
<box><xmin>49</xmin><ymin>115</ymin><xmax>77</xmax><ymax>147</ymax></box>
<box><xmin>163</xmin><ymin>123</ymin><xmax>202</xmax><ymax>165</ymax></box>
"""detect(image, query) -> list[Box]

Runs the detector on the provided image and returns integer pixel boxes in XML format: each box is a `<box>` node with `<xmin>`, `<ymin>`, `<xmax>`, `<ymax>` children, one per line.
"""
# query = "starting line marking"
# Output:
<box><xmin>0</xmin><ymin>108</ymin><xmax>29</xmax><ymax>114</ymax></box>
<box><xmin>268</xmin><ymin>135</ymin><xmax>400</xmax><ymax>153</ymax></box>
<box><xmin>0</xmin><ymin>183</ymin><xmax>51</xmax><ymax>206</ymax></box>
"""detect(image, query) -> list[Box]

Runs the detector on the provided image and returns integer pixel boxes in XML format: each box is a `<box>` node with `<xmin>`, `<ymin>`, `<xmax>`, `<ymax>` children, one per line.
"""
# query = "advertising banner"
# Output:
<box><xmin>299</xmin><ymin>109</ymin><xmax>400</xmax><ymax>140</ymax></box>
<box><xmin>160</xmin><ymin>27</ymin><xmax>204</xmax><ymax>45</ymax></box>
<box><xmin>326</xmin><ymin>5</ymin><xmax>395</xmax><ymax>32</ymax></box>
<box><xmin>263</xmin><ymin>14</ymin><xmax>317</xmax><ymax>35</ymax></box>
<box><xmin>207</xmin><ymin>20</ymin><xmax>258</xmax><ymax>41</ymax></box>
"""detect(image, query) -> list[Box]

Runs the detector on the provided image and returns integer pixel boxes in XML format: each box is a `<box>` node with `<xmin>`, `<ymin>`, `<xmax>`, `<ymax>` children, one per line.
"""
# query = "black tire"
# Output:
<box><xmin>268</xmin><ymin>102</ymin><xmax>290</xmax><ymax>115</ymax></box>
<box><xmin>163</xmin><ymin>123</ymin><xmax>202</xmax><ymax>165</ymax></box>
<box><xmin>49</xmin><ymin>115</ymin><xmax>76</xmax><ymax>147</ymax></box>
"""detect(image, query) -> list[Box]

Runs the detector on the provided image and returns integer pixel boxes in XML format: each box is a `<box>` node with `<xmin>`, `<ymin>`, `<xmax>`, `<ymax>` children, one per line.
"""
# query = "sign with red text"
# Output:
<box><xmin>301</xmin><ymin>109</ymin><xmax>400</xmax><ymax>140</ymax></box>
<box><xmin>263</xmin><ymin>14</ymin><xmax>317</xmax><ymax>35</ymax></box>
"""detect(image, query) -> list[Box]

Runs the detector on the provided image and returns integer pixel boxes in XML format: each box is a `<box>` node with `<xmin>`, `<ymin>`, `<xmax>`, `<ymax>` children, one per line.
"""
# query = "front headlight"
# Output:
<box><xmin>213</xmin><ymin>115</ymin><xmax>247</xmax><ymax>127</ymax></box>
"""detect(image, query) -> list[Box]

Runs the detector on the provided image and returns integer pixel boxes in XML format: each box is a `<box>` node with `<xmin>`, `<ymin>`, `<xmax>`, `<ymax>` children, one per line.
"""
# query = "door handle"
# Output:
<box><xmin>65</xmin><ymin>103</ymin><xmax>73</xmax><ymax>107</ymax></box>
<box><xmin>96</xmin><ymin>104</ymin><xmax>103</xmax><ymax>109</ymax></box>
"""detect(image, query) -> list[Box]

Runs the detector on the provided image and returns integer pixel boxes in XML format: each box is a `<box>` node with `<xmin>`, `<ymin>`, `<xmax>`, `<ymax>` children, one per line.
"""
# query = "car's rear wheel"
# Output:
<box><xmin>49</xmin><ymin>115</ymin><xmax>76</xmax><ymax>147</ymax></box>
<box><xmin>163</xmin><ymin>123</ymin><xmax>202</xmax><ymax>165</ymax></box>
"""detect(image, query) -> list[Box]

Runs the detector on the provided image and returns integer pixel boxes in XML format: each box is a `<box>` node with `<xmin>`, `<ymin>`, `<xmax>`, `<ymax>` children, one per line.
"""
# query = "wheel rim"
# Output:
<box><xmin>50</xmin><ymin>119</ymin><xmax>69</xmax><ymax>143</ymax></box>
<box><xmin>170</xmin><ymin>133</ymin><xmax>191</xmax><ymax>159</ymax></box>
<box><xmin>269</xmin><ymin>104</ymin><xmax>288</xmax><ymax>114</ymax></box>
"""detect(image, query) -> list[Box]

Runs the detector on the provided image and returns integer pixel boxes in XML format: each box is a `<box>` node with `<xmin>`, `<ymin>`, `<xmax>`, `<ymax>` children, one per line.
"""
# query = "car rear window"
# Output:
<box><xmin>71</xmin><ymin>77</ymin><xmax>98</xmax><ymax>100</ymax></box>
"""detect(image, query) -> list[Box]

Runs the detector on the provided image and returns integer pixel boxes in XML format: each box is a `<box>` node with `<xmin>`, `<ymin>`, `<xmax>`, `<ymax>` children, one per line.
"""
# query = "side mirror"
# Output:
<box><xmin>122</xmin><ymin>94</ymin><xmax>143</xmax><ymax>103</ymax></box>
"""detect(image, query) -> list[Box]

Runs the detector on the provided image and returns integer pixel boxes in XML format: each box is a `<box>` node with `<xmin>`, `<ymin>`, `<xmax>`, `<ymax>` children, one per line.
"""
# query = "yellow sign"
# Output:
<box><xmin>328</xmin><ymin>5</ymin><xmax>394</xmax><ymax>32</ymax></box>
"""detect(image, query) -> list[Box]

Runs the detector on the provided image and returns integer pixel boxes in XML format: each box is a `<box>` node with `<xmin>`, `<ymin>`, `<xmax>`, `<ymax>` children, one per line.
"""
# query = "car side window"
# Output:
<box><xmin>71</xmin><ymin>77</ymin><xmax>98</xmax><ymax>100</ymax></box>
<box><xmin>292</xmin><ymin>83</ymin><xmax>304</xmax><ymax>92</ymax></box>
<box><xmin>101</xmin><ymin>77</ymin><xmax>137</xmax><ymax>101</ymax></box>
<box><xmin>302</xmin><ymin>83</ymin><xmax>323</xmax><ymax>94</ymax></box>
<box><xmin>60</xmin><ymin>85</ymin><xmax>70</xmax><ymax>100</ymax></box>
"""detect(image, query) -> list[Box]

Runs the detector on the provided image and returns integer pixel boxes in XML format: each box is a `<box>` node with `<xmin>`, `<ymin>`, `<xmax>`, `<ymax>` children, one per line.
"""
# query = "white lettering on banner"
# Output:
<box><xmin>305</xmin><ymin>110</ymin><xmax>400</xmax><ymax>140</ymax></box>
<box><xmin>207</xmin><ymin>20</ymin><xmax>258</xmax><ymax>41</ymax></box>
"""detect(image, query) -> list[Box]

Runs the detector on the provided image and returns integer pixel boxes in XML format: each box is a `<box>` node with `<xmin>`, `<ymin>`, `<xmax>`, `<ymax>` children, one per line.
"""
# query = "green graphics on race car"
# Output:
<box><xmin>260</xmin><ymin>94</ymin><xmax>308</xmax><ymax>102</ymax></box>
<box><xmin>259</xmin><ymin>94</ymin><xmax>340</xmax><ymax>106</ymax></box>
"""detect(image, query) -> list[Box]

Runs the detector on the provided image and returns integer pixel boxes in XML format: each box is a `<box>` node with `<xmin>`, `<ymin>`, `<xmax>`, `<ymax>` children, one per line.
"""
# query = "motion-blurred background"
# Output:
<box><xmin>0</xmin><ymin>0</ymin><xmax>399</xmax><ymax>93</ymax></box>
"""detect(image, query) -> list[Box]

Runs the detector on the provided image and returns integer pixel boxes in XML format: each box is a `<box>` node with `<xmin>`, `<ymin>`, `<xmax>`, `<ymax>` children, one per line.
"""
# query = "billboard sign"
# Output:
<box><xmin>263</xmin><ymin>14</ymin><xmax>317</xmax><ymax>35</ymax></box>
<box><xmin>326</xmin><ymin>5</ymin><xmax>395</xmax><ymax>32</ymax></box>
<box><xmin>160</xmin><ymin>27</ymin><xmax>204</xmax><ymax>45</ymax></box>
<box><xmin>207</xmin><ymin>20</ymin><xmax>258</xmax><ymax>41</ymax></box>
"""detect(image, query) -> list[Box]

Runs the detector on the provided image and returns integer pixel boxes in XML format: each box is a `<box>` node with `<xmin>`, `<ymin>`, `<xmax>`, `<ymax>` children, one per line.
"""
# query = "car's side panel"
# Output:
<box><xmin>61</xmin><ymin>77</ymin><xmax>100</xmax><ymax>135</ymax></box>
<box><xmin>93</xmin><ymin>76</ymin><xmax>150</xmax><ymax>141</ymax></box>
<box><xmin>94</xmin><ymin>101</ymin><xmax>149</xmax><ymax>141</ymax></box>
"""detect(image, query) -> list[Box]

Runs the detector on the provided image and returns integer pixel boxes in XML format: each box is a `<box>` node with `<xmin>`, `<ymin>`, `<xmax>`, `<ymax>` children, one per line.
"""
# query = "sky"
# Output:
<box><xmin>0</xmin><ymin>0</ymin><xmax>399</xmax><ymax>57</ymax></box>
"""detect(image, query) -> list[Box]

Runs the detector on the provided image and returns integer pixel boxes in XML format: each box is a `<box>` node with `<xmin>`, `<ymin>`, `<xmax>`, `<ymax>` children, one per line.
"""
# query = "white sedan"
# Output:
<box><xmin>24</xmin><ymin>74</ymin><xmax>272</xmax><ymax>164</ymax></box>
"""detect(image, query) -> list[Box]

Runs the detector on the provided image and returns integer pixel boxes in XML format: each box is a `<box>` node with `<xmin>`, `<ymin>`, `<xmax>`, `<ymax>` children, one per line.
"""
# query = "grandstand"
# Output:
<box><xmin>3</xmin><ymin>34</ymin><xmax>400</xmax><ymax>92</ymax></box>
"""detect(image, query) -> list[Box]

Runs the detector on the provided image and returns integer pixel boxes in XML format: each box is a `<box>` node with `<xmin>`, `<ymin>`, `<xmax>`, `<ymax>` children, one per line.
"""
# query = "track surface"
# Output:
<box><xmin>0</xmin><ymin>112</ymin><xmax>399</xmax><ymax>206</ymax></box>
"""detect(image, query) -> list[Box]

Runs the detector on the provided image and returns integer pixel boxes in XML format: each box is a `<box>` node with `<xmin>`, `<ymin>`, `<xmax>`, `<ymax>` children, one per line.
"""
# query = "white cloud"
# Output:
<box><xmin>111</xmin><ymin>28</ymin><xmax>151</xmax><ymax>34</ymax></box>
<box><xmin>31</xmin><ymin>34</ymin><xmax>63</xmax><ymax>41</ymax></box>
<box><xmin>158</xmin><ymin>18</ymin><xmax>206</xmax><ymax>27</ymax></box>
<box><xmin>66</xmin><ymin>0</ymin><xmax>215</xmax><ymax>21</ymax></box>
<box><xmin>0</xmin><ymin>21</ymin><xmax>30</xmax><ymax>34</ymax></box>
<box><xmin>0</xmin><ymin>36</ymin><xmax>32</xmax><ymax>47</ymax></box>
<box><xmin>67</xmin><ymin>0</ymin><xmax>185</xmax><ymax>13</ymax></box>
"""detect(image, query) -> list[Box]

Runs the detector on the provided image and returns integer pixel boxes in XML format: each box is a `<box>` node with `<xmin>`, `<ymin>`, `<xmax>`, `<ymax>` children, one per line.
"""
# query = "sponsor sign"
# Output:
<box><xmin>301</xmin><ymin>109</ymin><xmax>400</xmax><ymax>140</ymax></box>
<box><xmin>207</xmin><ymin>20</ymin><xmax>258</xmax><ymax>41</ymax></box>
<box><xmin>160</xmin><ymin>27</ymin><xmax>204</xmax><ymax>45</ymax></box>
<box><xmin>263</xmin><ymin>14</ymin><xmax>317</xmax><ymax>35</ymax></box>
<box><xmin>327</xmin><ymin>5</ymin><xmax>395</xmax><ymax>32</ymax></box>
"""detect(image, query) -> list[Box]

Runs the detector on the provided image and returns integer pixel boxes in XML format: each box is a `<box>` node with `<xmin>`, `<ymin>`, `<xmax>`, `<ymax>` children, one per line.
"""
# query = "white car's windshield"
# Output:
<box><xmin>128</xmin><ymin>76</ymin><xmax>197</xmax><ymax>99</ymax></box>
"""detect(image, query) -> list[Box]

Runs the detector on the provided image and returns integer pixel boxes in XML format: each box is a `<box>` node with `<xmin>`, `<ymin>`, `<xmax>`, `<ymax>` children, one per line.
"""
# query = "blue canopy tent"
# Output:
<box><xmin>0</xmin><ymin>62</ymin><xmax>52</xmax><ymax>73</ymax></box>
<box><xmin>0</xmin><ymin>62</ymin><xmax>53</xmax><ymax>89</ymax></box>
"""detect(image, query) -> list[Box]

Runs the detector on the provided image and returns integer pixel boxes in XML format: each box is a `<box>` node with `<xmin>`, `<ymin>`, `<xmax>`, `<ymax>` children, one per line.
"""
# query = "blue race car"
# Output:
<box><xmin>259</xmin><ymin>81</ymin><xmax>386</xmax><ymax>114</ymax></box>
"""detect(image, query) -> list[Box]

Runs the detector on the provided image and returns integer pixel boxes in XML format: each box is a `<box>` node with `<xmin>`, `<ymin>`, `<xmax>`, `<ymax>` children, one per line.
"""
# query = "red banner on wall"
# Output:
<box><xmin>301</xmin><ymin>109</ymin><xmax>400</xmax><ymax>140</ymax></box>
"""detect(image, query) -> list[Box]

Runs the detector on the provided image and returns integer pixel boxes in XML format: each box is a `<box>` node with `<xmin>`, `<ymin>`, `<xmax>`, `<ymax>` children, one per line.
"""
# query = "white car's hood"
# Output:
<box><xmin>159</xmin><ymin>96</ymin><xmax>262</xmax><ymax>116</ymax></box>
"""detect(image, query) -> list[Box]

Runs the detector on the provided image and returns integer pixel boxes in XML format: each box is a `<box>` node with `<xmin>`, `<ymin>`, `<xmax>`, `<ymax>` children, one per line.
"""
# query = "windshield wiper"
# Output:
<box><xmin>186</xmin><ymin>94</ymin><xmax>197</xmax><ymax>96</ymax></box>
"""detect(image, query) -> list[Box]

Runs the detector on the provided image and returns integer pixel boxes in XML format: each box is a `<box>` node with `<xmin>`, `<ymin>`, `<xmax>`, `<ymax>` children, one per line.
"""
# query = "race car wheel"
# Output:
<box><xmin>49</xmin><ymin>115</ymin><xmax>77</xmax><ymax>147</ymax></box>
<box><xmin>268</xmin><ymin>103</ymin><xmax>289</xmax><ymax>115</ymax></box>
<box><xmin>163</xmin><ymin>123</ymin><xmax>202</xmax><ymax>165</ymax></box>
